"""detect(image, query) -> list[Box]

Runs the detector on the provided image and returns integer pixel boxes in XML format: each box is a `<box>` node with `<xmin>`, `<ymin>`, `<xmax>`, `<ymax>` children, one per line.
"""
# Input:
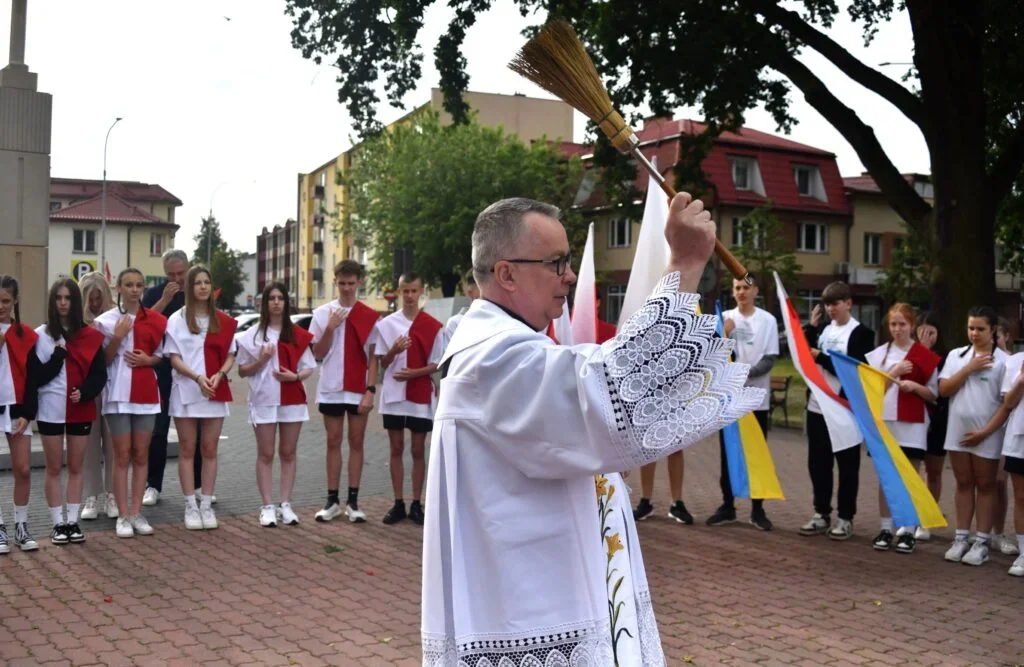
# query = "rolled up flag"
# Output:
<box><xmin>829</xmin><ymin>351</ymin><xmax>946</xmax><ymax>529</ymax></box>
<box><xmin>715</xmin><ymin>301</ymin><xmax>784</xmax><ymax>500</ymax></box>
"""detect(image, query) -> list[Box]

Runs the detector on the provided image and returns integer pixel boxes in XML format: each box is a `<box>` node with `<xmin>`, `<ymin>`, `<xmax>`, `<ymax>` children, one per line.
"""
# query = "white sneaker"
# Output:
<box><xmin>142</xmin><ymin>487</ymin><xmax>160</xmax><ymax>506</ymax></box>
<box><xmin>914</xmin><ymin>526</ymin><xmax>931</xmax><ymax>541</ymax></box>
<box><xmin>962</xmin><ymin>540</ymin><xmax>989</xmax><ymax>566</ymax></box>
<box><xmin>315</xmin><ymin>502</ymin><xmax>342</xmax><ymax>523</ymax></box>
<box><xmin>130</xmin><ymin>515</ymin><xmax>153</xmax><ymax>536</ymax></box>
<box><xmin>81</xmin><ymin>496</ymin><xmax>99</xmax><ymax>521</ymax></box>
<box><xmin>279</xmin><ymin>502</ymin><xmax>299</xmax><ymax>526</ymax></box>
<box><xmin>1009</xmin><ymin>555</ymin><xmax>1024</xmax><ymax>577</ymax></box>
<box><xmin>105</xmin><ymin>493</ymin><xmax>119</xmax><ymax>519</ymax></box>
<box><xmin>944</xmin><ymin>539</ymin><xmax>971</xmax><ymax>562</ymax></box>
<box><xmin>259</xmin><ymin>505</ymin><xmax>277</xmax><ymax>527</ymax></box>
<box><xmin>828</xmin><ymin>518</ymin><xmax>854</xmax><ymax>541</ymax></box>
<box><xmin>992</xmin><ymin>534</ymin><xmax>1021</xmax><ymax>556</ymax></box>
<box><xmin>345</xmin><ymin>504</ymin><xmax>367</xmax><ymax>523</ymax></box>
<box><xmin>184</xmin><ymin>507</ymin><xmax>204</xmax><ymax>530</ymax></box>
<box><xmin>115</xmin><ymin>517</ymin><xmax>134</xmax><ymax>538</ymax></box>
<box><xmin>798</xmin><ymin>513</ymin><xmax>829</xmax><ymax>536</ymax></box>
<box><xmin>200</xmin><ymin>506</ymin><xmax>218</xmax><ymax>530</ymax></box>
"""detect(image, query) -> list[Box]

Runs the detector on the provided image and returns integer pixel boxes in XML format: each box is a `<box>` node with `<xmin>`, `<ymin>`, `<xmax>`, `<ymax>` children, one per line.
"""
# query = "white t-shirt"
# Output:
<box><xmin>95</xmin><ymin>308</ymin><xmax>163</xmax><ymax>415</ymax></box>
<box><xmin>807</xmin><ymin>318</ymin><xmax>860</xmax><ymax>415</ymax></box>
<box><xmin>163</xmin><ymin>312</ymin><xmax>238</xmax><ymax>408</ymax></box>
<box><xmin>371</xmin><ymin>311</ymin><xmax>444</xmax><ymax>419</ymax></box>
<box><xmin>1000</xmin><ymin>352</ymin><xmax>1024</xmax><ymax>459</ymax></box>
<box><xmin>865</xmin><ymin>342</ymin><xmax>939</xmax><ymax>451</ymax></box>
<box><xmin>940</xmin><ymin>345</ymin><xmax>1007</xmax><ymax>459</ymax></box>
<box><xmin>33</xmin><ymin>326</ymin><xmax>69</xmax><ymax>423</ymax></box>
<box><xmin>310</xmin><ymin>301</ymin><xmax>372</xmax><ymax>406</ymax></box>
<box><xmin>235</xmin><ymin>325</ymin><xmax>317</xmax><ymax>408</ymax></box>
<box><xmin>723</xmin><ymin>307</ymin><xmax>778</xmax><ymax>411</ymax></box>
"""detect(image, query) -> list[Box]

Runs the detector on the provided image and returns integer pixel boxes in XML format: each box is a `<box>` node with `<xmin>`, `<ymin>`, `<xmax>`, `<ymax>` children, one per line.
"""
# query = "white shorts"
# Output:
<box><xmin>170</xmin><ymin>396</ymin><xmax>230</xmax><ymax>420</ymax></box>
<box><xmin>248</xmin><ymin>404</ymin><xmax>309</xmax><ymax>426</ymax></box>
<box><xmin>0</xmin><ymin>409</ymin><xmax>33</xmax><ymax>437</ymax></box>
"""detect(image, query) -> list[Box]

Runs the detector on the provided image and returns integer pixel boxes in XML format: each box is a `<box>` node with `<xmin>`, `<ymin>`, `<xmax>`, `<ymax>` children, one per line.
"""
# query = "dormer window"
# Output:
<box><xmin>729</xmin><ymin>156</ymin><xmax>765</xmax><ymax>195</ymax></box>
<box><xmin>793</xmin><ymin>164</ymin><xmax>828</xmax><ymax>202</ymax></box>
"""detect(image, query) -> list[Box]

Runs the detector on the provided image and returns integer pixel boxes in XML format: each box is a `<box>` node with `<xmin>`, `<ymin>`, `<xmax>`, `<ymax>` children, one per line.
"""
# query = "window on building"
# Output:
<box><xmin>607</xmin><ymin>219</ymin><xmax>631</xmax><ymax>249</ymax></box>
<box><xmin>732</xmin><ymin>160</ymin><xmax>750</xmax><ymax>190</ymax></box>
<box><xmin>73</xmin><ymin>229</ymin><xmax>96</xmax><ymax>254</ymax></box>
<box><xmin>863</xmin><ymin>233</ymin><xmax>881</xmax><ymax>266</ymax></box>
<box><xmin>796</xmin><ymin>289</ymin><xmax>822</xmax><ymax>322</ymax></box>
<box><xmin>852</xmin><ymin>304</ymin><xmax>881</xmax><ymax>342</ymax></box>
<box><xmin>797</xmin><ymin>222</ymin><xmax>828</xmax><ymax>253</ymax></box>
<box><xmin>727</xmin><ymin>156</ymin><xmax>765</xmax><ymax>195</ymax></box>
<box><xmin>732</xmin><ymin>218</ymin><xmax>764</xmax><ymax>249</ymax></box>
<box><xmin>49</xmin><ymin>201</ymin><xmax>61</xmax><ymax>212</ymax></box>
<box><xmin>316</xmin><ymin>281</ymin><xmax>325</xmax><ymax>299</ymax></box>
<box><xmin>150</xmin><ymin>233</ymin><xmax>164</xmax><ymax>257</ymax></box>
<box><xmin>606</xmin><ymin>284</ymin><xmax>628</xmax><ymax>324</ymax></box>
<box><xmin>795</xmin><ymin>166</ymin><xmax>813</xmax><ymax>196</ymax></box>
<box><xmin>319</xmin><ymin>172</ymin><xmax>327</xmax><ymax>188</ymax></box>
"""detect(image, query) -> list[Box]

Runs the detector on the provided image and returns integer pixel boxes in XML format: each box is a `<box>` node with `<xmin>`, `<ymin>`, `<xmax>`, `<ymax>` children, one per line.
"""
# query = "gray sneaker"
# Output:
<box><xmin>799</xmin><ymin>513</ymin><xmax>830</xmax><ymax>536</ymax></box>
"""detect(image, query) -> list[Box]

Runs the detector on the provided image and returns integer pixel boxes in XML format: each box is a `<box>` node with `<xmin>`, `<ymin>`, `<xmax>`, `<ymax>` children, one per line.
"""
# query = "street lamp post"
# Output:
<box><xmin>100</xmin><ymin>117</ymin><xmax>123</xmax><ymax>275</ymax></box>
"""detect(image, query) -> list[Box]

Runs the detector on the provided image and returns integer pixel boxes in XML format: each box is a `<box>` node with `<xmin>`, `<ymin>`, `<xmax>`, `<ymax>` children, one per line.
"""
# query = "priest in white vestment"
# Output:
<box><xmin>422</xmin><ymin>196</ymin><xmax>764</xmax><ymax>667</ymax></box>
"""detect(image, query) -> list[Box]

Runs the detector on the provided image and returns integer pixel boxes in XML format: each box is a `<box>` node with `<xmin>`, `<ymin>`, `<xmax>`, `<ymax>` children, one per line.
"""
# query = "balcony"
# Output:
<box><xmin>313</xmin><ymin>241</ymin><xmax>324</xmax><ymax>255</ymax></box>
<box><xmin>311</xmin><ymin>268</ymin><xmax>324</xmax><ymax>283</ymax></box>
<box><xmin>313</xmin><ymin>185</ymin><xmax>325</xmax><ymax>200</ymax></box>
<box><xmin>313</xmin><ymin>214</ymin><xmax>325</xmax><ymax>227</ymax></box>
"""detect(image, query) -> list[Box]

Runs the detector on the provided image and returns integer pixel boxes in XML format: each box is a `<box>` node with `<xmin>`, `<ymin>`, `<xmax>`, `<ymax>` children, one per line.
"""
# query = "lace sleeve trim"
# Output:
<box><xmin>635</xmin><ymin>589</ymin><xmax>666</xmax><ymax>667</ymax></box>
<box><xmin>601</xmin><ymin>273</ymin><xmax>765</xmax><ymax>468</ymax></box>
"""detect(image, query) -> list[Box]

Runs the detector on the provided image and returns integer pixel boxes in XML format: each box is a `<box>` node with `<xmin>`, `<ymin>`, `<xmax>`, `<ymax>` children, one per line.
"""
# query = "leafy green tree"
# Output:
<box><xmin>719</xmin><ymin>205</ymin><xmax>801</xmax><ymax>317</ymax></box>
<box><xmin>285</xmin><ymin>0</ymin><xmax>1024</xmax><ymax>345</ymax></box>
<box><xmin>341</xmin><ymin>110</ymin><xmax>585</xmax><ymax>295</ymax></box>
<box><xmin>875</xmin><ymin>234</ymin><xmax>935</xmax><ymax>307</ymax></box>
<box><xmin>192</xmin><ymin>216</ymin><xmax>247</xmax><ymax>311</ymax></box>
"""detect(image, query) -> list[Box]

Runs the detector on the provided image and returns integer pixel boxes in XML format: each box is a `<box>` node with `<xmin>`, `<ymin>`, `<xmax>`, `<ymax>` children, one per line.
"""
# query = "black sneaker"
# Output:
<box><xmin>633</xmin><ymin>498</ymin><xmax>654</xmax><ymax>521</ymax></box>
<box><xmin>67</xmin><ymin>523</ymin><xmax>85</xmax><ymax>544</ymax></box>
<box><xmin>668</xmin><ymin>501</ymin><xmax>694</xmax><ymax>525</ymax></box>
<box><xmin>894</xmin><ymin>531</ymin><xmax>916</xmax><ymax>554</ymax></box>
<box><xmin>749</xmin><ymin>510</ymin><xmax>773</xmax><ymax>532</ymax></box>
<box><xmin>15</xmin><ymin>522</ymin><xmax>39</xmax><ymax>551</ymax></box>
<box><xmin>872</xmin><ymin>529</ymin><xmax>894</xmax><ymax>551</ymax></box>
<box><xmin>408</xmin><ymin>501</ymin><xmax>425</xmax><ymax>526</ymax></box>
<box><xmin>51</xmin><ymin>524</ymin><xmax>70</xmax><ymax>545</ymax></box>
<box><xmin>382</xmin><ymin>501</ymin><xmax>407</xmax><ymax>525</ymax></box>
<box><xmin>705</xmin><ymin>505</ymin><xmax>737</xmax><ymax>526</ymax></box>
<box><xmin>0</xmin><ymin>523</ymin><xmax>9</xmax><ymax>555</ymax></box>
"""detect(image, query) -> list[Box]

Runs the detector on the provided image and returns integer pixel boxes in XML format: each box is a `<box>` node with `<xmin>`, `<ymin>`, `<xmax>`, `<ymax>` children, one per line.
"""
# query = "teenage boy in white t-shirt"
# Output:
<box><xmin>707</xmin><ymin>276</ymin><xmax>779</xmax><ymax>531</ymax></box>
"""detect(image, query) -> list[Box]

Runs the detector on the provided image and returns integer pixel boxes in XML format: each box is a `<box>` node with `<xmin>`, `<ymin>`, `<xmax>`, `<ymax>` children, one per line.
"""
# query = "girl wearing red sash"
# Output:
<box><xmin>237</xmin><ymin>282</ymin><xmax>316</xmax><ymax>527</ymax></box>
<box><xmin>78</xmin><ymin>271</ymin><xmax>117</xmax><ymax>522</ymax></box>
<box><xmin>164</xmin><ymin>266</ymin><xmax>237</xmax><ymax>531</ymax></box>
<box><xmin>34</xmin><ymin>279</ymin><xmax>107</xmax><ymax>545</ymax></box>
<box><xmin>865</xmin><ymin>304</ymin><xmax>940</xmax><ymax>554</ymax></box>
<box><xmin>95</xmin><ymin>268</ymin><xmax>167</xmax><ymax>538</ymax></box>
<box><xmin>0</xmin><ymin>275</ymin><xmax>42</xmax><ymax>553</ymax></box>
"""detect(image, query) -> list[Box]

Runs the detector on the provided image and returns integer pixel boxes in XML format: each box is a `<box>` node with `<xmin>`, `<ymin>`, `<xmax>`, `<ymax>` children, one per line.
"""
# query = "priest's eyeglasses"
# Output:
<box><xmin>492</xmin><ymin>253</ymin><xmax>573</xmax><ymax>276</ymax></box>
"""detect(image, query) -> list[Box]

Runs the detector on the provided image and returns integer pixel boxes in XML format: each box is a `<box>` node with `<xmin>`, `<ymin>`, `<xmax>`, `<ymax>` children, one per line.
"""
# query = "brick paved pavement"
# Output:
<box><xmin>1</xmin><ymin>379</ymin><xmax>1022</xmax><ymax>665</ymax></box>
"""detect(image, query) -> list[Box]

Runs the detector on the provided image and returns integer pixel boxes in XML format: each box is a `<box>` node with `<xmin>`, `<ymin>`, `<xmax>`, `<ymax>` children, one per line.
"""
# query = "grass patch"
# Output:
<box><xmin>325</xmin><ymin>544</ymin><xmax>344</xmax><ymax>554</ymax></box>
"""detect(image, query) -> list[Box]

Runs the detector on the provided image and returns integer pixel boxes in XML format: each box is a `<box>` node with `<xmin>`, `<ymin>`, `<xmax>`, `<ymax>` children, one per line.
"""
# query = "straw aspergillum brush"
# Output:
<box><xmin>509</xmin><ymin>19</ymin><xmax>752</xmax><ymax>284</ymax></box>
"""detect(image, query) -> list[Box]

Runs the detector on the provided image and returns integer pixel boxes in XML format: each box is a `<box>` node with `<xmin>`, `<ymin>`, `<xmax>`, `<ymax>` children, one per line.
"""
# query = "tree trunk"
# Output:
<box><xmin>910</xmin><ymin>1</ymin><xmax>993</xmax><ymax>347</ymax></box>
<box><xmin>440</xmin><ymin>272</ymin><xmax>460</xmax><ymax>298</ymax></box>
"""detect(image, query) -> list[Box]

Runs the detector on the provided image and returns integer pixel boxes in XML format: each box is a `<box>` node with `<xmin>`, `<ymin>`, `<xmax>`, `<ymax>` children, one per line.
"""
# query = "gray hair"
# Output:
<box><xmin>472</xmin><ymin>198</ymin><xmax>560</xmax><ymax>285</ymax></box>
<box><xmin>161</xmin><ymin>248</ymin><xmax>189</xmax><ymax>266</ymax></box>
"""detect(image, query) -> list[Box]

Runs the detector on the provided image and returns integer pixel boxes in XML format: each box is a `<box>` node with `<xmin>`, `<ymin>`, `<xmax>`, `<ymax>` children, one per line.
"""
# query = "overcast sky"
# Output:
<box><xmin>2</xmin><ymin>1</ymin><xmax>928</xmax><ymax>256</ymax></box>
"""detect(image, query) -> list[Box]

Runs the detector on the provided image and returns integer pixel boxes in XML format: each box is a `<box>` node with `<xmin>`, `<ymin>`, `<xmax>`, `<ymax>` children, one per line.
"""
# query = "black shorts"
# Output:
<box><xmin>382</xmin><ymin>414</ymin><xmax>433</xmax><ymax>433</ymax></box>
<box><xmin>319</xmin><ymin>403</ymin><xmax>360</xmax><ymax>417</ymax></box>
<box><xmin>1005</xmin><ymin>456</ymin><xmax>1024</xmax><ymax>476</ymax></box>
<box><xmin>37</xmin><ymin>421</ymin><xmax>92</xmax><ymax>437</ymax></box>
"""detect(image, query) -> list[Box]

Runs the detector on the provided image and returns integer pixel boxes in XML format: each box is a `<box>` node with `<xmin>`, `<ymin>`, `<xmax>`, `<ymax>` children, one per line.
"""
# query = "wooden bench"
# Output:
<box><xmin>768</xmin><ymin>375</ymin><xmax>792</xmax><ymax>429</ymax></box>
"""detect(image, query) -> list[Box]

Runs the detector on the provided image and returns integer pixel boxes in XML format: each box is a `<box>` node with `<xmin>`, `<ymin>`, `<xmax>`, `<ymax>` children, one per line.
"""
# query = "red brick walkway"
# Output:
<box><xmin>1</xmin><ymin>428</ymin><xmax>1022</xmax><ymax>666</ymax></box>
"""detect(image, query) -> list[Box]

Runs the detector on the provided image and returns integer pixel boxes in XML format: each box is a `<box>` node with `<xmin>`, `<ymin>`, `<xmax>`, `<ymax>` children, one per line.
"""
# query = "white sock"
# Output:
<box><xmin>1018</xmin><ymin>535</ymin><xmax>1024</xmax><ymax>553</ymax></box>
<box><xmin>0</xmin><ymin>506</ymin><xmax>5</xmax><ymax>524</ymax></box>
<box><xmin>880</xmin><ymin>517</ymin><xmax>893</xmax><ymax>531</ymax></box>
<box><xmin>14</xmin><ymin>505</ymin><xmax>28</xmax><ymax>524</ymax></box>
<box><xmin>185</xmin><ymin>495</ymin><xmax>198</xmax><ymax>511</ymax></box>
<box><xmin>976</xmin><ymin>531</ymin><xmax>991</xmax><ymax>544</ymax></box>
<box><xmin>66</xmin><ymin>504</ymin><xmax>80</xmax><ymax>523</ymax></box>
<box><xmin>955</xmin><ymin>529</ymin><xmax>970</xmax><ymax>541</ymax></box>
<box><xmin>49</xmin><ymin>506</ymin><xmax>64</xmax><ymax>526</ymax></box>
<box><xmin>200</xmin><ymin>494</ymin><xmax>213</xmax><ymax>510</ymax></box>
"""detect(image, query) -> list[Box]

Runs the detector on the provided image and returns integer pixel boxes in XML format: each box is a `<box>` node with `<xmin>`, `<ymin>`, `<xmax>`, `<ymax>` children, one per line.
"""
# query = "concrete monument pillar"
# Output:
<box><xmin>0</xmin><ymin>0</ymin><xmax>51</xmax><ymax>326</ymax></box>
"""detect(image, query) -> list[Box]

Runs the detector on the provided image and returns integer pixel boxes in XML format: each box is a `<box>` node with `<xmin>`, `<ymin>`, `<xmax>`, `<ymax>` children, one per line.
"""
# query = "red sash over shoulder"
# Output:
<box><xmin>597</xmin><ymin>319</ymin><xmax>617</xmax><ymax>344</ymax></box>
<box><xmin>65</xmin><ymin>327</ymin><xmax>105</xmax><ymax>423</ymax></box>
<box><xmin>279</xmin><ymin>326</ymin><xmax>314</xmax><ymax>406</ymax></box>
<box><xmin>203</xmin><ymin>311</ymin><xmax>237</xmax><ymax>403</ymax></box>
<box><xmin>896</xmin><ymin>342</ymin><xmax>941</xmax><ymax>423</ymax></box>
<box><xmin>4</xmin><ymin>323</ymin><xmax>38</xmax><ymax>405</ymax></box>
<box><xmin>342</xmin><ymin>301</ymin><xmax>380</xmax><ymax>394</ymax></box>
<box><xmin>406</xmin><ymin>311</ymin><xmax>442</xmax><ymax>405</ymax></box>
<box><xmin>129</xmin><ymin>307</ymin><xmax>168</xmax><ymax>404</ymax></box>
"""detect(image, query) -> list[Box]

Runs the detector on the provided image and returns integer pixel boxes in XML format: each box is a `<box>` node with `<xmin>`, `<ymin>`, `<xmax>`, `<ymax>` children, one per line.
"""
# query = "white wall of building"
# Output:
<box><xmin>48</xmin><ymin>222</ymin><xmax>128</xmax><ymax>284</ymax></box>
<box><xmin>237</xmin><ymin>254</ymin><xmax>258</xmax><ymax>310</ymax></box>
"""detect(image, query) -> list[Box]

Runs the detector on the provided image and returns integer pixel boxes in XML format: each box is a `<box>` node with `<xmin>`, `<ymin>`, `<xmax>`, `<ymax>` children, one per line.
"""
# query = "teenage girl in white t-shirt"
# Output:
<box><xmin>865</xmin><ymin>304</ymin><xmax>939</xmax><ymax>554</ymax></box>
<box><xmin>939</xmin><ymin>306</ymin><xmax>1007</xmax><ymax>566</ymax></box>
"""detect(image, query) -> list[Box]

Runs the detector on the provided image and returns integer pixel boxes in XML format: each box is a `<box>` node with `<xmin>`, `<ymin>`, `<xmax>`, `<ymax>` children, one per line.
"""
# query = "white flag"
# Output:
<box><xmin>570</xmin><ymin>223</ymin><xmax>597</xmax><ymax>344</ymax></box>
<box><xmin>618</xmin><ymin>165</ymin><xmax>671</xmax><ymax>328</ymax></box>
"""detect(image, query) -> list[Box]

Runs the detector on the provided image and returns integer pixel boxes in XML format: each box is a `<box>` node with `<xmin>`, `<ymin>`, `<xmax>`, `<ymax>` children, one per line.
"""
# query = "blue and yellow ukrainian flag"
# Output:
<box><xmin>829</xmin><ymin>351</ymin><xmax>946</xmax><ymax>529</ymax></box>
<box><xmin>715</xmin><ymin>303</ymin><xmax>784</xmax><ymax>500</ymax></box>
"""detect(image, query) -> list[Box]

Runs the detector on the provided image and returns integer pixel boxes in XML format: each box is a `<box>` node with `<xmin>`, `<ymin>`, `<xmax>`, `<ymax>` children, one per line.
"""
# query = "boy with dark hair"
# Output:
<box><xmin>799</xmin><ymin>281</ymin><xmax>875</xmax><ymax>540</ymax></box>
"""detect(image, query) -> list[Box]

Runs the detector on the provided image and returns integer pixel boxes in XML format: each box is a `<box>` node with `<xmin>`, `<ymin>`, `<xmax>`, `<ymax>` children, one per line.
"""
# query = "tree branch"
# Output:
<box><xmin>754</xmin><ymin>2</ymin><xmax>923</xmax><ymax>129</ymax></box>
<box><xmin>990</xmin><ymin>122</ymin><xmax>1024</xmax><ymax>202</ymax></box>
<box><xmin>771</xmin><ymin>53</ymin><xmax>933</xmax><ymax>232</ymax></box>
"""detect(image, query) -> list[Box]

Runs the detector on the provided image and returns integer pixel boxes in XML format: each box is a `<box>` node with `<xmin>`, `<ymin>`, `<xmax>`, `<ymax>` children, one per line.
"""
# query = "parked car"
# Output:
<box><xmin>291</xmin><ymin>313</ymin><xmax>313</xmax><ymax>330</ymax></box>
<box><xmin>235</xmin><ymin>313</ymin><xmax>261</xmax><ymax>333</ymax></box>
